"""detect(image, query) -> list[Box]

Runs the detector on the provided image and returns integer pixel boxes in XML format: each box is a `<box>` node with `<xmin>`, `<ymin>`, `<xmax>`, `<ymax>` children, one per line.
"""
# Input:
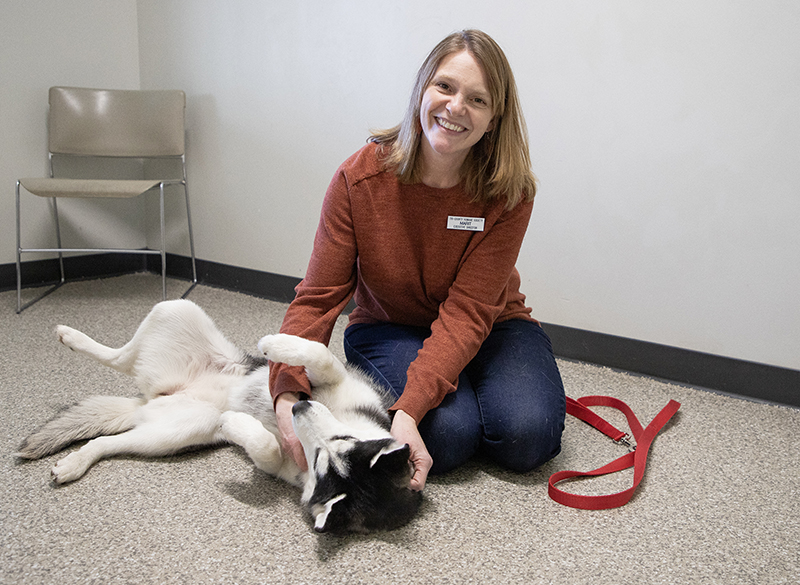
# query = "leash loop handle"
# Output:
<box><xmin>549</xmin><ymin>397</ymin><xmax>681</xmax><ymax>510</ymax></box>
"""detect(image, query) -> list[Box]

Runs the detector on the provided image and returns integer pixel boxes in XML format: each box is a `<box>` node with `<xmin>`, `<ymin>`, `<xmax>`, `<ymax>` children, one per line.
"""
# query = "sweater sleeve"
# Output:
<box><xmin>268</xmin><ymin>166</ymin><xmax>357</xmax><ymax>403</ymax></box>
<box><xmin>391</xmin><ymin>199</ymin><xmax>534</xmax><ymax>423</ymax></box>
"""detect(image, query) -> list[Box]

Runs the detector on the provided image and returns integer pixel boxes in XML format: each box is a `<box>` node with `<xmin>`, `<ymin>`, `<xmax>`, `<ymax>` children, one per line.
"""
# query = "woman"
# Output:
<box><xmin>269</xmin><ymin>29</ymin><xmax>566</xmax><ymax>491</ymax></box>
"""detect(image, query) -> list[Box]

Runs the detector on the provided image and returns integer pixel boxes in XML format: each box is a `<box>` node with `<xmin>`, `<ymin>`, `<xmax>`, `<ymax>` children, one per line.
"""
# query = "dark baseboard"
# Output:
<box><xmin>2</xmin><ymin>252</ymin><xmax>302</xmax><ymax>305</ymax></box>
<box><xmin>191</xmin><ymin>257</ymin><xmax>302</xmax><ymax>304</ymax></box>
<box><xmin>4</xmin><ymin>253</ymin><xmax>798</xmax><ymax>407</ymax></box>
<box><xmin>1</xmin><ymin>253</ymin><xmax>150</xmax><ymax>289</ymax></box>
<box><xmin>540</xmin><ymin>323</ymin><xmax>799</xmax><ymax>408</ymax></box>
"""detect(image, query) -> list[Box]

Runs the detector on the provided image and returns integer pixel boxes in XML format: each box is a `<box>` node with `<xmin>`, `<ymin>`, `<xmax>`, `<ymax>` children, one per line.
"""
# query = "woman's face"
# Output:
<box><xmin>418</xmin><ymin>50</ymin><xmax>495</xmax><ymax>175</ymax></box>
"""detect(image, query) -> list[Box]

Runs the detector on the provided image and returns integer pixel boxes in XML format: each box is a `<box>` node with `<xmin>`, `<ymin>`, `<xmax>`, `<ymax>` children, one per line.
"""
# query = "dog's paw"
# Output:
<box><xmin>219</xmin><ymin>411</ymin><xmax>261</xmax><ymax>445</ymax></box>
<box><xmin>259</xmin><ymin>334</ymin><xmax>345</xmax><ymax>388</ymax></box>
<box><xmin>258</xmin><ymin>334</ymin><xmax>324</xmax><ymax>365</ymax></box>
<box><xmin>256</xmin><ymin>334</ymin><xmax>286</xmax><ymax>359</ymax></box>
<box><xmin>55</xmin><ymin>325</ymin><xmax>93</xmax><ymax>353</ymax></box>
<box><xmin>55</xmin><ymin>325</ymin><xmax>78</xmax><ymax>348</ymax></box>
<box><xmin>51</xmin><ymin>451</ymin><xmax>92</xmax><ymax>484</ymax></box>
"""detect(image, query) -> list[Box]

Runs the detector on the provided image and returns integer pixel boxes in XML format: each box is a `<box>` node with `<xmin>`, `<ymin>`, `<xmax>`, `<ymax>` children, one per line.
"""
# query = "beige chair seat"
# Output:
<box><xmin>19</xmin><ymin>178</ymin><xmax>170</xmax><ymax>199</ymax></box>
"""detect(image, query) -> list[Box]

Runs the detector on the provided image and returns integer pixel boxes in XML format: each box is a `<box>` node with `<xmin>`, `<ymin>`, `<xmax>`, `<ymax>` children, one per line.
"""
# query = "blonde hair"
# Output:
<box><xmin>370</xmin><ymin>29</ymin><xmax>536</xmax><ymax>208</ymax></box>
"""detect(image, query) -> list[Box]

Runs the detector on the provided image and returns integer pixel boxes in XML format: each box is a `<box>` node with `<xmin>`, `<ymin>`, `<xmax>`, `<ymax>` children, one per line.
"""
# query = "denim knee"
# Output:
<box><xmin>481</xmin><ymin>406</ymin><xmax>564</xmax><ymax>473</ymax></box>
<box><xmin>420</xmin><ymin>410</ymin><xmax>482</xmax><ymax>475</ymax></box>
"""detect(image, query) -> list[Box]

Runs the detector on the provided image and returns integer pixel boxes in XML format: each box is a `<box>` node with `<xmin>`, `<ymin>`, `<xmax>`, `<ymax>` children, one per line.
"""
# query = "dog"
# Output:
<box><xmin>16</xmin><ymin>299</ymin><xmax>421</xmax><ymax>533</ymax></box>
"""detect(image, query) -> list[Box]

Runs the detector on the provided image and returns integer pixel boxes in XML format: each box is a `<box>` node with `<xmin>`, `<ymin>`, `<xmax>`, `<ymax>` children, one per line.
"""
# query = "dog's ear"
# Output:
<box><xmin>369</xmin><ymin>443</ymin><xmax>411</xmax><ymax>472</ymax></box>
<box><xmin>314</xmin><ymin>493</ymin><xmax>347</xmax><ymax>533</ymax></box>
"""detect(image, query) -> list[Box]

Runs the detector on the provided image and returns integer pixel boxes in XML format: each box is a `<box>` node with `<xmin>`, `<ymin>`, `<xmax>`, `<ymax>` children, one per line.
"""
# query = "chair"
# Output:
<box><xmin>15</xmin><ymin>86</ymin><xmax>197</xmax><ymax>313</ymax></box>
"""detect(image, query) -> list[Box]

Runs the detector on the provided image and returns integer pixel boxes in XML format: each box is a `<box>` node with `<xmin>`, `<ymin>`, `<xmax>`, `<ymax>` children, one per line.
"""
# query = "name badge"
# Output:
<box><xmin>447</xmin><ymin>216</ymin><xmax>485</xmax><ymax>232</ymax></box>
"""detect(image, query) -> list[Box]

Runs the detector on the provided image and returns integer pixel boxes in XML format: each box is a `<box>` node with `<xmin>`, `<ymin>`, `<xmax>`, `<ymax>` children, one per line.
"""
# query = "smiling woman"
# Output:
<box><xmin>417</xmin><ymin>51</ymin><xmax>496</xmax><ymax>188</ymax></box>
<box><xmin>370</xmin><ymin>29</ymin><xmax>536</xmax><ymax>208</ymax></box>
<box><xmin>269</xmin><ymin>29</ymin><xmax>565</xmax><ymax>493</ymax></box>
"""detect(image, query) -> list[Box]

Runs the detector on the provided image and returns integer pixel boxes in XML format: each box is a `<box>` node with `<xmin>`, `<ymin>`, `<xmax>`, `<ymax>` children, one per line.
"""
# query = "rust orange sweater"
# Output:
<box><xmin>270</xmin><ymin>142</ymin><xmax>535</xmax><ymax>423</ymax></box>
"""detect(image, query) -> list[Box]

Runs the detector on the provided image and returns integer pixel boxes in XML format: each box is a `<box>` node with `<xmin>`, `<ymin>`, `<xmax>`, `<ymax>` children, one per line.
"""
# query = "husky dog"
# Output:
<box><xmin>17</xmin><ymin>299</ymin><xmax>421</xmax><ymax>533</ymax></box>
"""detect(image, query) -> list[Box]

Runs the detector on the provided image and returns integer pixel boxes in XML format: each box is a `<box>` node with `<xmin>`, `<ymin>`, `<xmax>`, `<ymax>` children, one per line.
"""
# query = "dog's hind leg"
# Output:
<box><xmin>50</xmin><ymin>395</ymin><xmax>224</xmax><ymax>484</ymax></box>
<box><xmin>257</xmin><ymin>334</ymin><xmax>346</xmax><ymax>387</ymax></box>
<box><xmin>56</xmin><ymin>325</ymin><xmax>137</xmax><ymax>375</ymax></box>
<box><xmin>55</xmin><ymin>300</ymin><xmax>203</xmax><ymax>375</ymax></box>
<box><xmin>219</xmin><ymin>411</ymin><xmax>303</xmax><ymax>486</ymax></box>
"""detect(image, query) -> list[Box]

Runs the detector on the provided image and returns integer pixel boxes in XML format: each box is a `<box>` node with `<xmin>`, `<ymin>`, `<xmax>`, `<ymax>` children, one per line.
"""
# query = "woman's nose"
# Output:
<box><xmin>447</xmin><ymin>93</ymin><xmax>467</xmax><ymax>116</ymax></box>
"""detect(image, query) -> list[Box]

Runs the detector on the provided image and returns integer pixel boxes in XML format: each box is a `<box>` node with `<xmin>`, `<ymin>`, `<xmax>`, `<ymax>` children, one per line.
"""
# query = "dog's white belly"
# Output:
<box><xmin>163</xmin><ymin>372</ymin><xmax>236</xmax><ymax>410</ymax></box>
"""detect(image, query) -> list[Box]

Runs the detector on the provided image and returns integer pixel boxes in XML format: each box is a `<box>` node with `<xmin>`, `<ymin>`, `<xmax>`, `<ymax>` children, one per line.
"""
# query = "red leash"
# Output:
<box><xmin>548</xmin><ymin>396</ymin><xmax>681</xmax><ymax>510</ymax></box>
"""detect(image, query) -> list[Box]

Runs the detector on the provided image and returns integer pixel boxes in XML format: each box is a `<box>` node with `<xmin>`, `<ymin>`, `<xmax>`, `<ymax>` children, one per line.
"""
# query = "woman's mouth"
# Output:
<box><xmin>436</xmin><ymin>117</ymin><xmax>466</xmax><ymax>133</ymax></box>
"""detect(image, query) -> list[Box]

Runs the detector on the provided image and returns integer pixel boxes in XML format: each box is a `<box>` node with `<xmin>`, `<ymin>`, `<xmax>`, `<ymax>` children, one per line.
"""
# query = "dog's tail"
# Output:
<box><xmin>16</xmin><ymin>395</ymin><xmax>144</xmax><ymax>459</ymax></box>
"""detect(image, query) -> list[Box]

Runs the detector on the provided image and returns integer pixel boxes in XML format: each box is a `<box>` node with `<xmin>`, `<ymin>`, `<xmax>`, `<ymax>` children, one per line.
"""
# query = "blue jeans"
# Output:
<box><xmin>344</xmin><ymin>319</ymin><xmax>566</xmax><ymax>475</ymax></box>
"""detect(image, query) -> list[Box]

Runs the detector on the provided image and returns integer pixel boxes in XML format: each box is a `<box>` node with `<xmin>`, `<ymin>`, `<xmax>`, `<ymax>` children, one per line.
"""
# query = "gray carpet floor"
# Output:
<box><xmin>2</xmin><ymin>274</ymin><xmax>798</xmax><ymax>584</ymax></box>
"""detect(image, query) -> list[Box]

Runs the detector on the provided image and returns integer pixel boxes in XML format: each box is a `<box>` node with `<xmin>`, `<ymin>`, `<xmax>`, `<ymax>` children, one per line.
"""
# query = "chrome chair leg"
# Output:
<box><xmin>16</xmin><ymin>181</ymin><xmax>22</xmax><ymax>314</ymax></box>
<box><xmin>52</xmin><ymin>197</ymin><xmax>65</xmax><ymax>285</ymax></box>
<box><xmin>181</xmin><ymin>179</ymin><xmax>198</xmax><ymax>299</ymax></box>
<box><xmin>16</xmin><ymin>184</ymin><xmax>66</xmax><ymax>314</ymax></box>
<box><xmin>160</xmin><ymin>183</ymin><xmax>167</xmax><ymax>301</ymax></box>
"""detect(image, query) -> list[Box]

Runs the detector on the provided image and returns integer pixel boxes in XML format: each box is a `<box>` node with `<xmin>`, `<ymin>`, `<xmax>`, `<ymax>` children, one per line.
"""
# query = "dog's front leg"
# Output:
<box><xmin>219</xmin><ymin>411</ymin><xmax>303</xmax><ymax>486</ymax></box>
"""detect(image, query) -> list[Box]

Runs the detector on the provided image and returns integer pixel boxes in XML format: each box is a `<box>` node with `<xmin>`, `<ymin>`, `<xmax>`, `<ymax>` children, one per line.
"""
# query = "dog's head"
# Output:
<box><xmin>292</xmin><ymin>400</ymin><xmax>422</xmax><ymax>533</ymax></box>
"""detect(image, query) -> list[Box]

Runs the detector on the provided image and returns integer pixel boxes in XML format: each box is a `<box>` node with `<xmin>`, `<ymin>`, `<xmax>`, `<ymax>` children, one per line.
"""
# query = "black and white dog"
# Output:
<box><xmin>17</xmin><ymin>299</ymin><xmax>421</xmax><ymax>533</ymax></box>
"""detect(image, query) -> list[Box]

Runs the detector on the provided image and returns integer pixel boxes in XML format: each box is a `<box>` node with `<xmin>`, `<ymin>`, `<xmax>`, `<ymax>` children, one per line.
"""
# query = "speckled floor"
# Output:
<box><xmin>2</xmin><ymin>274</ymin><xmax>798</xmax><ymax>584</ymax></box>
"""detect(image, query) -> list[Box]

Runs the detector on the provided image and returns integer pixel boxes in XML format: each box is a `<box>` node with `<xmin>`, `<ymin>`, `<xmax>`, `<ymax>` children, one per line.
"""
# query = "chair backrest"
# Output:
<box><xmin>48</xmin><ymin>87</ymin><xmax>186</xmax><ymax>158</ymax></box>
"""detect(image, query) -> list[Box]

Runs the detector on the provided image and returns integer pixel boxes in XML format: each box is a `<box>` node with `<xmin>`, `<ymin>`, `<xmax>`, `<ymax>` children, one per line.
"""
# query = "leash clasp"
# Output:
<box><xmin>616</xmin><ymin>433</ymin><xmax>636</xmax><ymax>452</ymax></box>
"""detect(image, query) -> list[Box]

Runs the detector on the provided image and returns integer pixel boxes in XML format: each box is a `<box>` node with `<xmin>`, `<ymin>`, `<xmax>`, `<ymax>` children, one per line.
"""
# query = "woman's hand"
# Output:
<box><xmin>274</xmin><ymin>392</ymin><xmax>308</xmax><ymax>471</ymax></box>
<box><xmin>391</xmin><ymin>409</ymin><xmax>433</xmax><ymax>491</ymax></box>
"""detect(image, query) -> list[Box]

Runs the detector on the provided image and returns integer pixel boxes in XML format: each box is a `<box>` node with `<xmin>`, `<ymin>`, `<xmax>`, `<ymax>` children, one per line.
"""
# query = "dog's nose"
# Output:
<box><xmin>292</xmin><ymin>400</ymin><xmax>311</xmax><ymax>416</ymax></box>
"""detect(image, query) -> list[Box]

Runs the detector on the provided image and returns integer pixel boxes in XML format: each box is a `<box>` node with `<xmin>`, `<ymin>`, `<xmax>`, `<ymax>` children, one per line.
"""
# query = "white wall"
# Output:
<box><xmin>3</xmin><ymin>1</ymin><xmax>798</xmax><ymax>372</ymax></box>
<box><xmin>523</xmin><ymin>2</ymin><xmax>800</xmax><ymax>371</ymax></box>
<box><xmin>1</xmin><ymin>0</ymin><xmax>143</xmax><ymax>256</ymax></box>
<box><xmin>136</xmin><ymin>0</ymin><xmax>430</xmax><ymax>277</ymax></box>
